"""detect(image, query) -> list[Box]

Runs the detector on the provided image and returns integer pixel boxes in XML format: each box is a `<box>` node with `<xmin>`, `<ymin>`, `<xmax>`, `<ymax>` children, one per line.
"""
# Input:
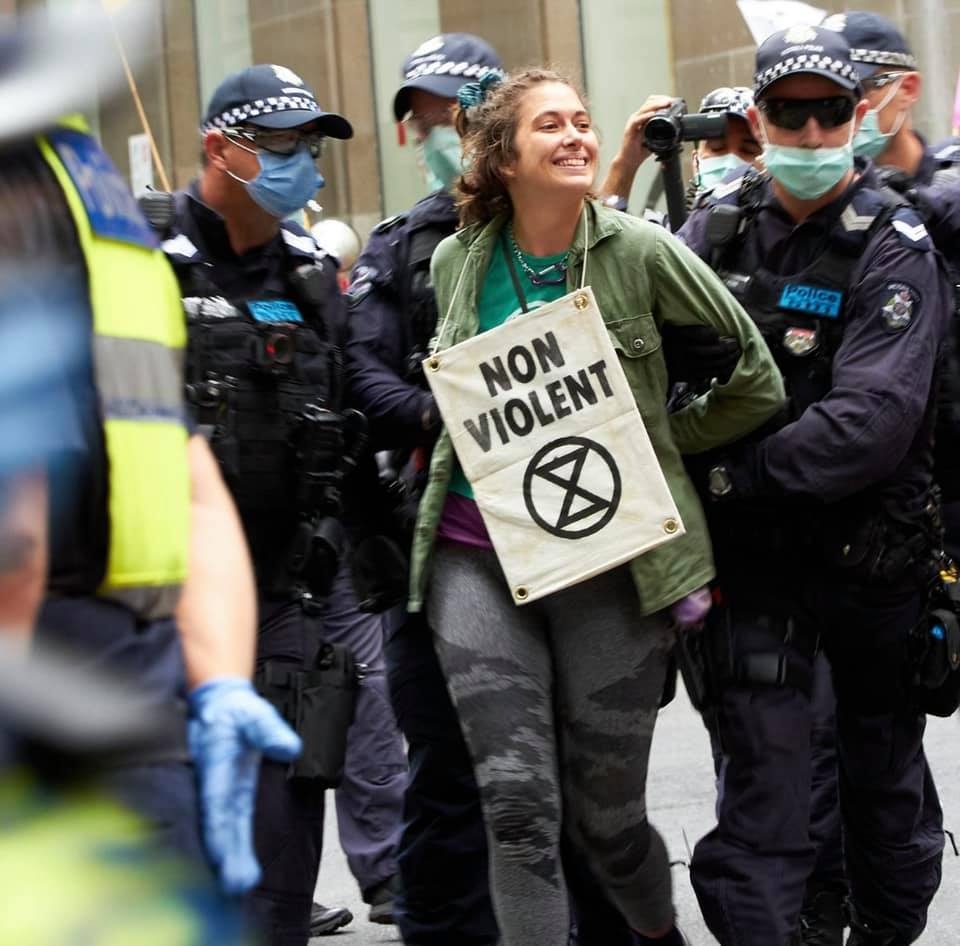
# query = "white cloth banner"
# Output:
<box><xmin>736</xmin><ymin>0</ymin><xmax>826</xmax><ymax>44</ymax></box>
<box><xmin>425</xmin><ymin>286</ymin><xmax>684</xmax><ymax>604</ymax></box>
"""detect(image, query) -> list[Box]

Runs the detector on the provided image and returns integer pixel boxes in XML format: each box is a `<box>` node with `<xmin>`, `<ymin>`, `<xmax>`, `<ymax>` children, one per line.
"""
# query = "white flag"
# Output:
<box><xmin>736</xmin><ymin>0</ymin><xmax>826</xmax><ymax>44</ymax></box>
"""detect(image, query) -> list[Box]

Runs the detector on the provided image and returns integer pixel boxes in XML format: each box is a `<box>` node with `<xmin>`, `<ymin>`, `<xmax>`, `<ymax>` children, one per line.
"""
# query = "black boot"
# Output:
<box><xmin>796</xmin><ymin>888</ymin><xmax>845</xmax><ymax>946</ymax></box>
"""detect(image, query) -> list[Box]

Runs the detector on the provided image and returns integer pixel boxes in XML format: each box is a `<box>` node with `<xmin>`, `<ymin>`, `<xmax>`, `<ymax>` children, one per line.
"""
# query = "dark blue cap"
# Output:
<box><xmin>393</xmin><ymin>33</ymin><xmax>504</xmax><ymax>121</ymax></box>
<box><xmin>699</xmin><ymin>86</ymin><xmax>754</xmax><ymax>120</ymax></box>
<box><xmin>820</xmin><ymin>11</ymin><xmax>917</xmax><ymax>79</ymax></box>
<box><xmin>202</xmin><ymin>64</ymin><xmax>353</xmax><ymax>138</ymax></box>
<box><xmin>754</xmin><ymin>24</ymin><xmax>862</xmax><ymax>99</ymax></box>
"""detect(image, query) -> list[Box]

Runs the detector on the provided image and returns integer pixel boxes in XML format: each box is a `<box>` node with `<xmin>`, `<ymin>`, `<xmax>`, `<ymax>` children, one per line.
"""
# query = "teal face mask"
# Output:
<box><xmin>418</xmin><ymin>124</ymin><xmax>463</xmax><ymax>192</ymax></box>
<box><xmin>853</xmin><ymin>109</ymin><xmax>890</xmax><ymax>159</ymax></box>
<box><xmin>696</xmin><ymin>153</ymin><xmax>748</xmax><ymax>193</ymax></box>
<box><xmin>760</xmin><ymin>118</ymin><xmax>854</xmax><ymax>200</ymax></box>
<box><xmin>853</xmin><ymin>79</ymin><xmax>907</xmax><ymax>160</ymax></box>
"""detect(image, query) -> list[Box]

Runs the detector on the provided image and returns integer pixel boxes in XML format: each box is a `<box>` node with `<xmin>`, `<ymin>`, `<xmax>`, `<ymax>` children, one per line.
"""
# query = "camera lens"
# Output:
<box><xmin>644</xmin><ymin>114</ymin><xmax>682</xmax><ymax>152</ymax></box>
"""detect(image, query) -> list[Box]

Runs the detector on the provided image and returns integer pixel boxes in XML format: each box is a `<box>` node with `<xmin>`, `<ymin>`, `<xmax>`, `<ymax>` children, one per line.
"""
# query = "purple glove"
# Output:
<box><xmin>187</xmin><ymin>677</ymin><xmax>302</xmax><ymax>895</ymax></box>
<box><xmin>670</xmin><ymin>585</ymin><xmax>712</xmax><ymax>629</ymax></box>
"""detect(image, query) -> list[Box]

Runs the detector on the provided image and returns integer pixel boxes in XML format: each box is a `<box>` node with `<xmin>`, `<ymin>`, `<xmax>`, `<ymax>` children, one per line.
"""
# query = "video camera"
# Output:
<box><xmin>643</xmin><ymin>98</ymin><xmax>728</xmax><ymax>156</ymax></box>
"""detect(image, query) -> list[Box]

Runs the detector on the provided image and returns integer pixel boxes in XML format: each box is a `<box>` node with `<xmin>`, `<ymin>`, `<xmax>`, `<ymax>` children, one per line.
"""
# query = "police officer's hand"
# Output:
<box><xmin>661</xmin><ymin>322</ymin><xmax>742</xmax><ymax>386</ymax></box>
<box><xmin>187</xmin><ymin>677</ymin><xmax>302</xmax><ymax>895</ymax></box>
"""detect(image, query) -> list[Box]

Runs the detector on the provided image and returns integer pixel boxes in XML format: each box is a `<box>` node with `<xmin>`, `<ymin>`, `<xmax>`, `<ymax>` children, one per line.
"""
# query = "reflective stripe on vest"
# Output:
<box><xmin>38</xmin><ymin>124</ymin><xmax>190</xmax><ymax>619</ymax></box>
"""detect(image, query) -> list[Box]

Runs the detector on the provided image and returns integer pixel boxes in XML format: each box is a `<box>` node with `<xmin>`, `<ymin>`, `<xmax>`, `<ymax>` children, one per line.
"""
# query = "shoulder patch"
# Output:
<box><xmin>879</xmin><ymin>282</ymin><xmax>920</xmax><ymax>332</ymax></box>
<box><xmin>372</xmin><ymin>213</ymin><xmax>407</xmax><ymax>235</ymax></box>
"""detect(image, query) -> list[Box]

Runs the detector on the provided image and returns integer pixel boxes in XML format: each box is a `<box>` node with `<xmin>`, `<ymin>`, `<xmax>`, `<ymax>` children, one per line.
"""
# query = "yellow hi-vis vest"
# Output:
<box><xmin>37</xmin><ymin>118</ymin><xmax>190</xmax><ymax>620</ymax></box>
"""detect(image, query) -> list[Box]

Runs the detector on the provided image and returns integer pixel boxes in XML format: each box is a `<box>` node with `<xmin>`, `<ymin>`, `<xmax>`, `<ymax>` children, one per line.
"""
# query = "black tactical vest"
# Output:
<box><xmin>708</xmin><ymin>173</ymin><xmax>903</xmax><ymax>420</ymax></box>
<box><xmin>141</xmin><ymin>190</ymin><xmax>347</xmax><ymax>525</ymax></box>
<box><xmin>179</xmin><ymin>257</ymin><xmax>342</xmax><ymax>519</ymax></box>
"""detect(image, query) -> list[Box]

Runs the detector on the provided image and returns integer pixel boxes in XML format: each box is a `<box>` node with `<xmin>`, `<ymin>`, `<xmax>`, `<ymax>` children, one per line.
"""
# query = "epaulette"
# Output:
<box><xmin>889</xmin><ymin>205</ymin><xmax>933</xmax><ymax>251</ymax></box>
<box><xmin>371</xmin><ymin>213</ymin><xmax>408</xmax><ymax>235</ymax></box>
<box><xmin>280</xmin><ymin>222</ymin><xmax>329</xmax><ymax>265</ymax></box>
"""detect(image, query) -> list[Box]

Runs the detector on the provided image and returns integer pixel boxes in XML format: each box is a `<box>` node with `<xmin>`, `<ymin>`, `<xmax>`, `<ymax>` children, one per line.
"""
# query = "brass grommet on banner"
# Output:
<box><xmin>573</xmin><ymin>293</ymin><xmax>589</xmax><ymax>310</ymax></box>
<box><xmin>427</xmin><ymin>356</ymin><xmax>441</xmax><ymax>372</ymax></box>
<box><xmin>514</xmin><ymin>586</ymin><xmax>529</xmax><ymax>602</ymax></box>
<box><xmin>663</xmin><ymin>518</ymin><xmax>679</xmax><ymax>534</ymax></box>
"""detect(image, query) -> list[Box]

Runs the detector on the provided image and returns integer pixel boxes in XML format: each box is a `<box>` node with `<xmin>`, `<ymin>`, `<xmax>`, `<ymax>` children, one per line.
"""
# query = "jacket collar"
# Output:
<box><xmin>454</xmin><ymin>199</ymin><xmax>623</xmax><ymax>260</ymax></box>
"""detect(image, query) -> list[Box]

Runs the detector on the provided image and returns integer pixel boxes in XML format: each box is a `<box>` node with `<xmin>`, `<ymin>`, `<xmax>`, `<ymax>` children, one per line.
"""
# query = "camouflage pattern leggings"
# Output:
<box><xmin>425</xmin><ymin>542</ymin><xmax>676</xmax><ymax>946</ymax></box>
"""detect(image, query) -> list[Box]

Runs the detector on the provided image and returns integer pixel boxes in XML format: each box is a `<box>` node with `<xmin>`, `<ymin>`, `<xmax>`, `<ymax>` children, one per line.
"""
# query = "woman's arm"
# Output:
<box><xmin>651</xmin><ymin>229</ymin><xmax>785</xmax><ymax>453</ymax></box>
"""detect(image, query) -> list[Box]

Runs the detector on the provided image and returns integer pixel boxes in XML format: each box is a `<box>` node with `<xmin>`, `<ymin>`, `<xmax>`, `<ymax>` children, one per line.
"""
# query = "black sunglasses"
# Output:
<box><xmin>758</xmin><ymin>96</ymin><xmax>856</xmax><ymax>131</ymax></box>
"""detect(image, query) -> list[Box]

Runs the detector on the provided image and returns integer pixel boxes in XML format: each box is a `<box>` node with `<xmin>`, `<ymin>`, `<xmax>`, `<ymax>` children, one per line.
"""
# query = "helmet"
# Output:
<box><xmin>698</xmin><ymin>86</ymin><xmax>754</xmax><ymax>121</ymax></box>
<box><xmin>310</xmin><ymin>218</ymin><xmax>361</xmax><ymax>272</ymax></box>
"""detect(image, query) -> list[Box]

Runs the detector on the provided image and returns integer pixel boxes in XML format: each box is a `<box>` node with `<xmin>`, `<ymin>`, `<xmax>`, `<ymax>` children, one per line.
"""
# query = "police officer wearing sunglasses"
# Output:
<box><xmin>676</xmin><ymin>25</ymin><xmax>950</xmax><ymax>946</ymax></box>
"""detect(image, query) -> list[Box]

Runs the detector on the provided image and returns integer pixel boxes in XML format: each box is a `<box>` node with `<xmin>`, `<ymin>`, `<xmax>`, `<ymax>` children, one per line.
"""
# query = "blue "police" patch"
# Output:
<box><xmin>246</xmin><ymin>300</ymin><xmax>304</xmax><ymax>324</ymax></box>
<box><xmin>778</xmin><ymin>284</ymin><xmax>844</xmax><ymax>318</ymax></box>
<box><xmin>48</xmin><ymin>129</ymin><xmax>158</xmax><ymax>250</ymax></box>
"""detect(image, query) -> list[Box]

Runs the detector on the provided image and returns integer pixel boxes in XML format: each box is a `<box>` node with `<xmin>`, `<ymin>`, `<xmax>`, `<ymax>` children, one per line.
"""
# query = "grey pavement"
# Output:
<box><xmin>313</xmin><ymin>691</ymin><xmax>960</xmax><ymax>944</ymax></box>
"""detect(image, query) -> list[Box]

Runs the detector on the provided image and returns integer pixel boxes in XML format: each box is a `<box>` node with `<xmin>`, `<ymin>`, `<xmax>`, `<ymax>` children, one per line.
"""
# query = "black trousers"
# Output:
<box><xmin>692</xmin><ymin>575</ymin><xmax>943</xmax><ymax>946</ymax></box>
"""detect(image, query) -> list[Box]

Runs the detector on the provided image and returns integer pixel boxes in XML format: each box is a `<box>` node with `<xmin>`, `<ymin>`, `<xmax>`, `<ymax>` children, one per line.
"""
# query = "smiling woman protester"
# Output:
<box><xmin>406</xmin><ymin>69</ymin><xmax>786</xmax><ymax>946</ymax></box>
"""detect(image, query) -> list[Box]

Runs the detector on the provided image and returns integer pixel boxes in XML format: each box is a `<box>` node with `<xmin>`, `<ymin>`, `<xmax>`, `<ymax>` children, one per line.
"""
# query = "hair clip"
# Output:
<box><xmin>457</xmin><ymin>71</ymin><xmax>503</xmax><ymax>109</ymax></box>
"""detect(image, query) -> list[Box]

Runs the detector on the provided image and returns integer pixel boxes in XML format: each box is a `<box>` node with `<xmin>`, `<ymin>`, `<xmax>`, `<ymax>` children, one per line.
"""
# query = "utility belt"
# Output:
<box><xmin>711</xmin><ymin>495</ymin><xmax>941</xmax><ymax>590</ymax></box>
<box><xmin>821</xmin><ymin>504</ymin><xmax>941</xmax><ymax>589</ymax></box>
<box><xmin>254</xmin><ymin>643</ymin><xmax>363</xmax><ymax>786</ymax></box>
<box><xmin>908</xmin><ymin>561</ymin><xmax>960</xmax><ymax>717</ymax></box>
<box><xmin>674</xmin><ymin>598</ymin><xmax>821</xmax><ymax>715</ymax></box>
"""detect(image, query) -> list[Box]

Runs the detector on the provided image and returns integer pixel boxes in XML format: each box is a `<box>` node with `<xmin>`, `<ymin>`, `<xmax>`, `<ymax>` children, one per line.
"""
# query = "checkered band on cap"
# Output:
<box><xmin>849</xmin><ymin>48</ymin><xmax>917</xmax><ymax>68</ymax></box>
<box><xmin>202</xmin><ymin>94</ymin><xmax>320</xmax><ymax>132</ymax></box>
<box><xmin>755</xmin><ymin>53</ymin><xmax>860</xmax><ymax>92</ymax></box>
<box><xmin>403</xmin><ymin>59</ymin><xmax>505</xmax><ymax>82</ymax></box>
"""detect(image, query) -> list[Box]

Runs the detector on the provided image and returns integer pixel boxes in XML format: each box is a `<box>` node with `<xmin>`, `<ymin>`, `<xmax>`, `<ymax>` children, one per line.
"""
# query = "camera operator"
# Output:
<box><xmin>599</xmin><ymin>88</ymin><xmax>761</xmax><ymax>220</ymax></box>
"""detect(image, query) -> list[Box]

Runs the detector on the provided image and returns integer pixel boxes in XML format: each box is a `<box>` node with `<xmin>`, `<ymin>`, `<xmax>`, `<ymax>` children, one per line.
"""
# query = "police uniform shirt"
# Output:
<box><xmin>169</xmin><ymin>183</ymin><xmax>320</xmax><ymax>302</ymax></box>
<box><xmin>677</xmin><ymin>171</ymin><xmax>952</xmax><ymax>507</ymax></box>
<box><xmin>164</xmin><ymin>184</ymin><xmax>342</xmax><ymax>569</ymax></box>
<box><xmin>345</xmin><ymin>189</ymin><xmax>455</xmax><ymax>449</ymax></box>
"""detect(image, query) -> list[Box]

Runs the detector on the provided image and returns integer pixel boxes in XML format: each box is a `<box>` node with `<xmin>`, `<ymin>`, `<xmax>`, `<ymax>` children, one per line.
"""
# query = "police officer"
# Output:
<box><xmin>600</xmin><ymin>81</ymin><xmax>846</xmax><ymax>946</ymax></box>
<box><xmin>676</xmin><ymin>25</ymin><xmax>949</xmax><ymax>946</ymax></box>
<box><xmin>0</xmin><ymin>27</ymin><xmax>301</xmax><ymax>913</ymax></box>
<box><xmin>824</xmin><ymin>10</ymin><xmax>960</xmax><ymax>560</ymax></box>
<box><xmin>149</xmin><ymin>63</ymin><xmax>407</xmax><ymax>945</ymax></box>
<box><xmin>800</xmin><ymin>15</ymin><xmax>960</xmax><ymax>941</ymax></box>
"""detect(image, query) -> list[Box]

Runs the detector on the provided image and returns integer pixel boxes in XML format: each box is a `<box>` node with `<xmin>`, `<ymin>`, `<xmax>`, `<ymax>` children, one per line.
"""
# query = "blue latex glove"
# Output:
<box><xmin>187</xmin><ymin>677</ymin><xmax>302</xmax><ymax>895</ymax></box>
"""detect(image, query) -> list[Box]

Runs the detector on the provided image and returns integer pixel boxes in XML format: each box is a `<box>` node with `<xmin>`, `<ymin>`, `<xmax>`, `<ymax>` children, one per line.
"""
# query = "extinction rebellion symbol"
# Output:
<box><xmin>523</xmin><ymin>436</ymin><xmax>622</xmax><ymax>539</ymax></box>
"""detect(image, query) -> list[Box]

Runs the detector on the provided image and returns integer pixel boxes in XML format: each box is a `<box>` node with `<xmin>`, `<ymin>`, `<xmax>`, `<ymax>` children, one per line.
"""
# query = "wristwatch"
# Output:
<box><xmin>707</xmin><ymin>464</ymin><xmax>734</xmax><ymax>499</ymax></box>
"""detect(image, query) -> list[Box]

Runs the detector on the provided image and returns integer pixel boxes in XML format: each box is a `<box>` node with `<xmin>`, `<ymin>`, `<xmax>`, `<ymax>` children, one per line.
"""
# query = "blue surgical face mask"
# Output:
<box><xmin>230</xmin><ymin>145</ymin><xmax>325</xmax><ymax>218</ymax></box>
<box><xmin>759</xmin><ymin>119</ymin><xmax>854</xmax><ymax>200</ymax></box>
<box><xmin>695</xmin><ymin>153</ymin><xmax>748</xmax><ymax>193</ymax></box>
<box><xmin>853</xmin><ymin>79</ymin><xmax>907</xmax><ymax>160</ymax></box>
<box><xmin>417</xmin><ymin>124</ymin><xmax>463</xmax><ymax>192</ymax></box>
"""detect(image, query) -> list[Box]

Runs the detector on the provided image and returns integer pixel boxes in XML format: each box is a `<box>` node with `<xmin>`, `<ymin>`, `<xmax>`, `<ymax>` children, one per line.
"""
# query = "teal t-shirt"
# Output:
<box><xmin>448</xmin><ymin>235</ymin><xmax>569</xmax><ymax>499</ymax></box>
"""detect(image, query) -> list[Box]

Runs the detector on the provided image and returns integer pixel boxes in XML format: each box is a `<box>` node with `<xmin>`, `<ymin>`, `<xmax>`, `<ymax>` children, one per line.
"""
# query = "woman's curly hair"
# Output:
<box><xmin>454</xmin><ymin>68</ymin><xmax>591</xmax><ymax>228</ymax></box>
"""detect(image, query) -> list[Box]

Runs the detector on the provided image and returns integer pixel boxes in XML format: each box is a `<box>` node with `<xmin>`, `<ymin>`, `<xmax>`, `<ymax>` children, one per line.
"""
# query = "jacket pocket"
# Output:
<box><xmin>606</xmin><ymin>312</ymin><xmax>662</xmax><ymax>359</ymax></box>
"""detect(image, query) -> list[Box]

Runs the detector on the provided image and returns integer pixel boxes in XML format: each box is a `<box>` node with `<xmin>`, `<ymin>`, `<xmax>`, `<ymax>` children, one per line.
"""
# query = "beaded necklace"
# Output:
<box><xmin>507</xmin><ymin>224</ymin><xmax>569</xmax><ymax>286</ymax></box>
